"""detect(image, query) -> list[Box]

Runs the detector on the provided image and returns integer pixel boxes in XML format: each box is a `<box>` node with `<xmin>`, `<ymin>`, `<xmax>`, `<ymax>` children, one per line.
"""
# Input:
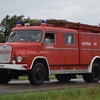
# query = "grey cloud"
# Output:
<box><xmin>0</xmin><ymin>0</ymin><xmax>100</xmax><ymax>25</ymax></box>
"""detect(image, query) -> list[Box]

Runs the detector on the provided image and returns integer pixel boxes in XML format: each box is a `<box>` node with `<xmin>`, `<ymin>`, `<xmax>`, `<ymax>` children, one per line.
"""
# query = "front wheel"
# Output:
<box><xmin>83</xmin><ymin>63</ymin><xmax>100</xmax><ymax>83</ymax></box>
<box><xmin>0</xmin><ymin>69</ymin><xmax>11</xmax><ymax>84</ymax></box>
<box><xmin>28</xmin><ymin>63</ymin><xmax>46</xmax><ymax>85</ymax></box>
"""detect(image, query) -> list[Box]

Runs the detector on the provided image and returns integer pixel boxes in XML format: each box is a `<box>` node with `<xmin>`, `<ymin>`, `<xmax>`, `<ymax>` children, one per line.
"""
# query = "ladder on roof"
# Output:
<box><xmin>46</xmin><ymin>19</ymin><xmax>100</xmax><ymax>33</ymax></box>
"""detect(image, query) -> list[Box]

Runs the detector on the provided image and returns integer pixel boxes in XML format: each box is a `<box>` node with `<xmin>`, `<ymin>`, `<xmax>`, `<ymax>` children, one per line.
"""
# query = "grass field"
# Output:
<box><xmin>19</xmin><ymin>75</ymin><xmax>82</xmax><ymax>80</ymax></box>
<box><xmin>0</xmin><ymin>87</ymin><xmax>100</xmax><ymax>100</ymax></box>
<box><xmin>19</xmin><ymin>75</ymin><xmax>56</xmax><ymax>80</ymax></box>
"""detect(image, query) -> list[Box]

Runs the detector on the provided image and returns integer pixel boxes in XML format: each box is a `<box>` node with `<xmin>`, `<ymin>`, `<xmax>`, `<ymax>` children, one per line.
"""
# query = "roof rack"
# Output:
<box><xmin>46</xmin><ymin>19</ymin><xmax>100</xmax><ymax>33</ymax></box>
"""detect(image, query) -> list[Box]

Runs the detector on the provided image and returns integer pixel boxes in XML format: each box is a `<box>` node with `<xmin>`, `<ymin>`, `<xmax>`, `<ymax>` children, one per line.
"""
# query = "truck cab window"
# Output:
<box><xmin>44</xmin><ymin>33</ymin><xmax>55</xmax><ymax>44</ymax></box>
<box><xmin>64</xmin><ymin>33</ymin><xmax>74</xmax><ymax>44</ymax></box>
<box><xmin>8</xmin><ymin>30</ymin><xmax>42</xmax><ymax>42</ymax></box>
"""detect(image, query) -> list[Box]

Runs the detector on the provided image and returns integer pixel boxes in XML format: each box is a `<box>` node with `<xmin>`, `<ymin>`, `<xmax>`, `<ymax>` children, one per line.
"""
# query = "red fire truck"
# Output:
<box><xmin>0</xmin><ymin>19</ymin><xmax>100</xmax><ymax>85</ymax></box>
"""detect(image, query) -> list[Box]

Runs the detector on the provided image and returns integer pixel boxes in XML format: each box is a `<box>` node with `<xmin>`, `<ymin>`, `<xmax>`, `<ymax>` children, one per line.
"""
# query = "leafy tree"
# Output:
<box><xmin>1</xmin><ymin>15</ymin><xmax>24</xmax><ymax>38</ymax></box>
<box><xmin>0</xmin><ymin>34</ymin><xmax>5</xmax><ymax>43</ymax></box>
<box><xmin>30</xmin><ymin>19</ymin><xmax>41</xmax><ymax>26</ymax></box>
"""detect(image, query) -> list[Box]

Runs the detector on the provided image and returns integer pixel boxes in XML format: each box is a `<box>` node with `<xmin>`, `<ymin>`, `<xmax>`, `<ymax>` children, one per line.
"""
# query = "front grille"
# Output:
<box><xmin>0</xmin><ymin>45</ymin><xmax>12</xmax><ymax>63</ymax></box>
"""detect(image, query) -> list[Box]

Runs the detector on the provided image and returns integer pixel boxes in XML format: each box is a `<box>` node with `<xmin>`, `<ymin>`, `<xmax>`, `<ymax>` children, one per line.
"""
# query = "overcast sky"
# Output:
<box><xmin>0</xmin><ymin>0</ymin><xmax>100</xmax><ymax>25</ymax></box>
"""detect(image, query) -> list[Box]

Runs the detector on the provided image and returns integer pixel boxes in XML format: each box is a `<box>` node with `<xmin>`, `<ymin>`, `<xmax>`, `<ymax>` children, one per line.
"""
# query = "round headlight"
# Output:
<box><xmin>17</xmin><ymin>56</ymin><xmax>22</xmax><ymax>63</ymax></box>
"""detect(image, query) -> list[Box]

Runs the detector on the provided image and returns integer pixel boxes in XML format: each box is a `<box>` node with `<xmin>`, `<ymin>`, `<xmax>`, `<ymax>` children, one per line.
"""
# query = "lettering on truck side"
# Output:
<box><xmin>82</xmin><ymin>42</ymin><xmax>97</xmax><ymax>46</ymax></box>
<box><xmin>82</xmin><ymin>42</ymin><xmax>91</xmax><ymax>46</ymax></box>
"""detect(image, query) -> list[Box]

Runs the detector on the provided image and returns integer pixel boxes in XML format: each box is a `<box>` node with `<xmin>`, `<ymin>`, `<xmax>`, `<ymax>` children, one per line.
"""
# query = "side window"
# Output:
<box><xmin>44</xmin><ymin>33</ymin><xmax>55</xmax><ymax>44</ymax></box>
<box><xmin>64</xmin><ymin>33</ymin><xmax>74</xmax><ymax>44</ymax></box>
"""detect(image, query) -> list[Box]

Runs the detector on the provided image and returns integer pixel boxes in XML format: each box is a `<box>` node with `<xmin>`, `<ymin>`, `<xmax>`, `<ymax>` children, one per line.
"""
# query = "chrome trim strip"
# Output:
<box><xmin>0</xmin><ymin>64</ymin><xmax>27</xmax><ymax>70</ymax></box>
<box><xmin>50</xmin><ymin>69</ymin><xmax>89</xmax><ymax>74</ymax></box>
<box><xmin>44</xmin><ymin>47</ymin><xmax>78</xmax><ymax>50</ymax></box>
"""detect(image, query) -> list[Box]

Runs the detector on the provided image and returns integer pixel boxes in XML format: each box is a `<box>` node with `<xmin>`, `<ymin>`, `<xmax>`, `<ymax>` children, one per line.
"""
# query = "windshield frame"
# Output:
<box><xmin>8</xmin><ymin>30</ymin><xmax>43</xmax><ymax>43</ymax></box>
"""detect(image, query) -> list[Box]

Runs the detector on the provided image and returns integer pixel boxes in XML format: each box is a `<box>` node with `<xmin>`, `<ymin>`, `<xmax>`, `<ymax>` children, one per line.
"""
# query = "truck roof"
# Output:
<box><xmin>46</xmin><ymin>19</ymin><xmax>100</xmax><ymax>33</ymax></box>
<box><xmin>12</xmin><ymin>26</ymin><xmax>77</xmax><ymax>33</ymax></box>
<box><xmin>12</xmin><ymin>19</ymin><xmax>100</xmax><ymax>34</ymax></box>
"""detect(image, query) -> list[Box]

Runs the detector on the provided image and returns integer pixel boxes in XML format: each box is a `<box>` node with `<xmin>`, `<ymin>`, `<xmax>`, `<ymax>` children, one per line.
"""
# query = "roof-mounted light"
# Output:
<box><xmin>16</xmin><ymin>21</ymin><xmax>22</xmax><ymax>27</ymax></box>
<box><xmin>41</xmin><ymin>20</ymin><xmax>46</xmax><ymax>27</ymax></box>
<box><xmin>24</xmin><ymin>23</ymin><xmax>30</xmax><ymax>26</ymax></box>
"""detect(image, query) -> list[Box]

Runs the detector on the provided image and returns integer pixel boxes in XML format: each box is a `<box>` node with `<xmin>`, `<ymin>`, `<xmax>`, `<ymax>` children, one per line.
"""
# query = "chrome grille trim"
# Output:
<box><xmin>0</xmin><ymin>45</ymin><xmax>12</xmax><ymax>63</ymax></box>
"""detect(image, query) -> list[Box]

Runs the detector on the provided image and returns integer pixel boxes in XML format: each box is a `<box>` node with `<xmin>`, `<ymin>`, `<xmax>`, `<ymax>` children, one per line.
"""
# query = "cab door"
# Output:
<box><xmin>43</xmin><ymin>32</ymin><xmax>64</xmax><ymax>68</ymax></box>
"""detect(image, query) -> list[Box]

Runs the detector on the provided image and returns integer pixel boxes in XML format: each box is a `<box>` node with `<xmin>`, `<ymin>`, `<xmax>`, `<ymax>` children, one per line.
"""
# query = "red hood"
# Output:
<box><xmin>0</xmin><ymin>42</ymin><xmax>42</xmax><ymax>52</ymax></box>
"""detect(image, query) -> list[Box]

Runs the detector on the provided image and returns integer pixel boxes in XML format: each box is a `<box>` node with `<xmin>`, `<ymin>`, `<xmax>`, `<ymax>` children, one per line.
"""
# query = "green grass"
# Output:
<box><xmin>49</xmin><ymin>75</ymin><xmax>56</xmax><ymax>79</ymax></box>
<box><xmin>0</xmin><ymin>87</ymin><xmax>100</xmax><ymax>100</ymax></box>
<box><xmin>19</xmin><ymin>75</ymin><xmax>56</xmax><ymax>80</ymax></box>
<box><xmin>19</xmin><ymin>75</ymin><xmax>82</xmax><ymax>80</ymax></box>
<box><xmin>19</xmin><ymin>76</ymin><xmax>28</xmax><ymax>80</ymax></box>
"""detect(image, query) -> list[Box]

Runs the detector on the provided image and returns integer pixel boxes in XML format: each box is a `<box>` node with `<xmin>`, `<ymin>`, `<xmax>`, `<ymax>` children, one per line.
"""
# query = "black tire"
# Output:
<box><xmin>83</xmin><ymin>63</ymin><xmax>100</xmax><ymax>83</ymax></box>
<box><xmin>83</xmin><ymin>73</ymin><xmax>93</xmax><ymax>83</ymax></box>
<box><xmin>55</xmin><ymin>74</ymin><xmax>71</xmax><ymax>82</ymax></box>
<box><xmin>28</xmin><ymin>63</ymin><xmax>46</xmax><ymax>85</ymax></box>
<box><xmin>0</xmin><ymin>70</ymin><xmax>11</xmax><ymax>84</ymax></box>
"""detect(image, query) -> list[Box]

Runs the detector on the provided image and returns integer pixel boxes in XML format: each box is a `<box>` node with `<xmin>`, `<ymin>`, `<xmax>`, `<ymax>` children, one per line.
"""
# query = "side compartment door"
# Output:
<box><xmin>92</xmin><ymin>34</ymin><xmax>100</xmax><ymax>57</ymax></box>
<box><xmin>79</xmin><ymin>32</ymin><xmax>93</xmax><ymax>65</ymax></box>
<box><xmin>64</xmin><ymin>32</ymin><xmax>79</xmax><ymax>68</ymax></box>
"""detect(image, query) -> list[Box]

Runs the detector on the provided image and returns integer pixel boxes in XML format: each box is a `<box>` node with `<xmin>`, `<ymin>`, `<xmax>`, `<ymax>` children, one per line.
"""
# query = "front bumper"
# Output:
<box><xmin>0</xmin><ymin>64</ymin><xmax>27</xmax><ymax>70</ymax></box>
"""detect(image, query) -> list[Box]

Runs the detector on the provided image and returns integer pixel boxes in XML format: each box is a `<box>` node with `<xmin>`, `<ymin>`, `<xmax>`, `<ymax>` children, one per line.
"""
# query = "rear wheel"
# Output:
<box><xmin>28</xmin><ymin>63</ymin><xmax>46</xmax><ymax>85</ymax></box>
<box><xmin>55</xmin><ymin>74</ymin><xmax>71</xmax><ymax>82</ymax></box>
<box><xmin>83</xmin><ymin>63</ymin><xmax>100</xmax><ymax>83</ymax></box>
<box><xmin>0</xmin><ymin>69</ymin><xmax>11</xmax><ymax>84</ymax></box>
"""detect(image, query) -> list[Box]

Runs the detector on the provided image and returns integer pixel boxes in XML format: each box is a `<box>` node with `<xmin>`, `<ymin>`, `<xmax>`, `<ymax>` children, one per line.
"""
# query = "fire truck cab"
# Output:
<box><xmin>0</xmin><ymin>20</ymin><xmax>100</xmax><ymax>85</ymax></box>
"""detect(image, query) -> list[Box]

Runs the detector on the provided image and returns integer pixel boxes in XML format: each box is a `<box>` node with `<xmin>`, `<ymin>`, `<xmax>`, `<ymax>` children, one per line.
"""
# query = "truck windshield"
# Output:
<box><xmin>8</xmin><ymin>30</ymin><xmax>42</xmax><ymax>42</ymax></box>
